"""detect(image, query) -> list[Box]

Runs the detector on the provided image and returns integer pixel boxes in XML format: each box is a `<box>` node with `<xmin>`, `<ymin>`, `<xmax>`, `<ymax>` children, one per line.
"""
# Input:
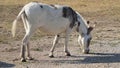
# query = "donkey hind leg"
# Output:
<box><xmin>49</xmin><ymin>35</ymin><xmax>60</xmax><ymax>58</ymax></box>
<box><xmin>21</xmin><ymin>33</ymin><xmax>30</xmax><ymax>62</ymax></box>
<box><xmin>64</xmin><ymin>28</ymin><xmax>72</xmax><ymax>56</ymax></box>
<box><xmin>20</xmin><ymin>27</ymin><xmax>35</xmax><ymax>62</ymax></box>
<box><xmin>26</xmin><ymin>42</ymin><xmax>33</xmax><ymax>60</ymax></box>
<box><xmin>21</xmin><ymin>14</ymin><xmax>32</xmax><ymax>61</ymax></box>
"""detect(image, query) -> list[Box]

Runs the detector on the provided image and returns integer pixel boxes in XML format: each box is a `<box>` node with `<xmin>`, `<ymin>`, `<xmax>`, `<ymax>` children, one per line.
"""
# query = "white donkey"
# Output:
<box><xmin>12</xmin><ymin>2</ymin><xmax>95</xmax><ymax>62</ymax></box>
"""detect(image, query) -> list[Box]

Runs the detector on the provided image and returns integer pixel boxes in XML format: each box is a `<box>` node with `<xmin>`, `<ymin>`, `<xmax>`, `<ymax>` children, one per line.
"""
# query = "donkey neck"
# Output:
<box><xmin>77</xmin><ymin>13</ymin><xmax>89</xmax><ymax>35</ymax></box>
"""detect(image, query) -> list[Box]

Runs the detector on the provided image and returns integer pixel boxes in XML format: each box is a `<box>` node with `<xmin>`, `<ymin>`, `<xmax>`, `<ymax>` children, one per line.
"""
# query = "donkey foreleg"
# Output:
<box><xmin>64</xmin><ymin>28</ymin><xmax>72</xmax><ymax>56</ymax></box>
<box><xmin>49</xmin><ymin>35</ymin><xmax>60</xmax><ymax>58</ymax></box>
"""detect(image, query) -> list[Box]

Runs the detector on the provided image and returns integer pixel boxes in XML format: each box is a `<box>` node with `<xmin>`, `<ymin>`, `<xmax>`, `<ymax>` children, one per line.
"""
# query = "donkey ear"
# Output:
<box><xmin>88</xmin><ymin>27</ymin><xmax>93</xmax><ymax>34</ymax></box>
<box><xmin>93</xmin><ymin>22</ymin><xmax>97</xmax><ymax>27</ymax></box>
<box><xmin>88</xmin><ymin>22</ymin><xmax>96</xmax><ymax>32</ymax></box>
<box><xmin>87</xmin><ymin>21</ymin><xmax>90</xmax><ymax>24</ymax></box>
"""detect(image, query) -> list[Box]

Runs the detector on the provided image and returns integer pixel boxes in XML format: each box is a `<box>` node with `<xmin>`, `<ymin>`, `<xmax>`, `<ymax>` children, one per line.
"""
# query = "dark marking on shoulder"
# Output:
<box><xmin>50</xmin><ymin>4</ymin><xmax>57</xmax><ymax>9</ymax></box>
<box><xmin>62</xmin><ymin>7</ymin><xmax>78</xmax><ymax>28</ymax></box>
<box><xmin>62</xmin><ymin>7</ymin><xmax>68</xmax><ymax>17</ymax></box>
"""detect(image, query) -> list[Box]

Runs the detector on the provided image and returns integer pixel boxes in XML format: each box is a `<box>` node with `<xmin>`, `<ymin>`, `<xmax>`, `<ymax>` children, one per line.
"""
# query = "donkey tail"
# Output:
<box><xmin>12</xmin><ymin>8</ymin><xmax>25</xmax><ymax>37</ymax></box>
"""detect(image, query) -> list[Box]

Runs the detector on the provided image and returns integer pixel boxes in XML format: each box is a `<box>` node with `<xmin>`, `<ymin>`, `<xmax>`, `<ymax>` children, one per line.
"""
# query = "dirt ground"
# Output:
<box><xmin>1</xmin><ymin>2</ymin><xmax>120</xmax><ymax>68</ymax></box>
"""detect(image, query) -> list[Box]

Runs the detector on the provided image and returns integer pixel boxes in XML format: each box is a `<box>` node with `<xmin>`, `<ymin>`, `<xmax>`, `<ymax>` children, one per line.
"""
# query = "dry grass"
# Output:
<box><xmin>1</xmin><ymin>1</ymin><xmax>120</xmax><ymax>67</ymax></box>
<box><xmin>1</xmin><ymin>0</ymin><xmax>120</xmax><ymax>12</ymax></box>
<box><xmin>0</xmin><ymin>0</ymin><xmax>120</xmax><ymax>43</ymax></box>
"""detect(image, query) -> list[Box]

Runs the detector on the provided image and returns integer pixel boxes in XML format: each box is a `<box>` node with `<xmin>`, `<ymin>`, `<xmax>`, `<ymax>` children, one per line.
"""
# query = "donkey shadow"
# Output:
<box><xmin>51</xmin><ymin>53</ymin><xmax>120</xmax><ymax>64</ymax></box>
<box><xmin>0</xmin><ymin>61</ymin><xmax>15</xmax><ymax>68</ymax></box>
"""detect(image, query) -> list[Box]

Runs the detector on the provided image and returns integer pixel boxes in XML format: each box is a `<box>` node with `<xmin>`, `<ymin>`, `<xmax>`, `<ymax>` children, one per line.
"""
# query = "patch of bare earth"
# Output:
<box><xmin>1</xmin><ymin>2</ymin><xmax>120</xmax><ymax>68</ymax></box>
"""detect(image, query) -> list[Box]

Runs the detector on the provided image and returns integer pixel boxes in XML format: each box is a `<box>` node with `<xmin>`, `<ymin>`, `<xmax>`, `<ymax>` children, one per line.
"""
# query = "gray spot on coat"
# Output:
<box><xmin>62</xmin><ymin>7</ymin><xmax>77</xmax><ymax>28</ymax></box>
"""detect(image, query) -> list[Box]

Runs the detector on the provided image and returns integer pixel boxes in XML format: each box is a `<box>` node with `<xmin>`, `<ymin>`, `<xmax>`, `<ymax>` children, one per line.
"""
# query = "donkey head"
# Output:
<box><xmin>77</xmin><ymin>20</ymin><xmax>96</xmax><ymax>54</ymax></box>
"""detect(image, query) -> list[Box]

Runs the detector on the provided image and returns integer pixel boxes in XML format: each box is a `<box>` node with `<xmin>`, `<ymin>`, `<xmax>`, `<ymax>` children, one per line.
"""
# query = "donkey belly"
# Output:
<box><xmin>39</xmin><ymin>18</ymin><xmax>70</xmax><ymax>35</ymax></box>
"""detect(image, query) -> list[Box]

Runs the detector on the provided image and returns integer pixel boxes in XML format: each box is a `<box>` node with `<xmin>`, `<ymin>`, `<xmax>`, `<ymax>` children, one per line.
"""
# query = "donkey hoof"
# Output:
<box><xmin>49</xmin><ymin>55</ymin><xmax>54</xmax><ymax>58</ymax></box>
<box><xmin>21</xmin><ymin>59</ymin><xmax>26</xmax><ymax>62</ymax></box>
<box><xmin>84</xmin><ymin>51</ymin><xmax>89</xmax><ymax>54</ymax></box>
<box><xmin>83</xmin><ymin>50</ymin><xmax>89</xmax><ymax>54</ymax></box>
<box><xmin>49</xmin><ymin>53</ymin><xmax>54</xmax><ymax>58</ymax></box>
<box><xmin>65</xmin><ymin>53</ymin><xmax>71</xmax><ymax>56</ymax></box>
<box><xmin>49</xmin><ymin>54</ymin><xmax>54</xmax><ymax>58</ymax></box>
<box><xmin>27</xmin><ymin>57</ymin><xmax>34</xmax><ymax>60</ymax></box>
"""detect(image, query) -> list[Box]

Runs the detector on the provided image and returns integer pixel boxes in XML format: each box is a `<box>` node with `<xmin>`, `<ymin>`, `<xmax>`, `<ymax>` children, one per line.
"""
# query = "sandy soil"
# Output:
<box><xmin>1</xmin><ymin>4</ymin><xmax>120</xmax><ymax>68</ymax></box>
